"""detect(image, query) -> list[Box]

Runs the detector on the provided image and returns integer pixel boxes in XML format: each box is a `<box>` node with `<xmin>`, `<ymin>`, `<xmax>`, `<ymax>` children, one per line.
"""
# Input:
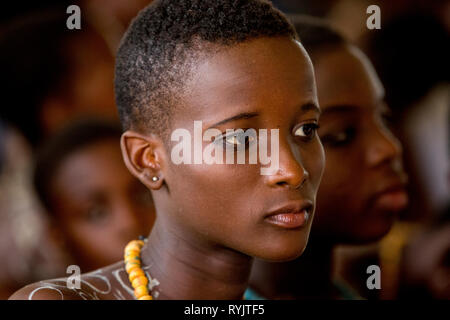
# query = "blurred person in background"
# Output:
<box><xmin>273</xmin><ymin>0</ymin><xmax>449</xmax><ymax>299</ymax></box>
<box><xmin>366</xmin><ymin>6</ymin><xmax>449</xmax><ymax>299</ymax></box>
<box><xmin>81</xmin><ymin>0</ymin><xmax>152</xmax><ymax>52</ymax></box>
<box><xmin>0</xmin><ymin>121</ymin><xmax>67</xmax><ymax>299</ymax></box>
<box><xmin>398</xmin><ymin>209</ymin><xmax>450</xmax><ymax>299</ymax></box>
<box><xmin>369</xmin><ymin>9</ymin><xmax>449</xmax><ymax>221</ymax></box>
<box><xmin>249</xmin><ymin>17</ymin><xmax>408</xmax><ymax>299</ymax></box>
<box><xmin>0</xmin><ymin>3</ymin><xmax>150</xmax><ymax>298</ymax></box>
<box><xmin>0</xmin><ymin>6</ymin><xmax>117</xmax><ymax>299</ymax></box>
<box><xmin>0</xmin><ymin>9</ymin><xmax>117</xmax><ymax>147</ymax></box>
<box><xmin>32</xmin><ymin>119</ymin><xmax>156</xmax><ymax>272</ymax></box>
<box><xmin>395</xmin><ymin>109</ymin><xmax>449</xmax><ymax>300</ymax></box>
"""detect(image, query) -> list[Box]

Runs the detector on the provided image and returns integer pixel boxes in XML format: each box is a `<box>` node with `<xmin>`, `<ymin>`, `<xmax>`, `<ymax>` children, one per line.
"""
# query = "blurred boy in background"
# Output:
<box><xmin>33</xmin><ymin>119</ymin><xmax>156</xmax><ymax>271</ymax></box>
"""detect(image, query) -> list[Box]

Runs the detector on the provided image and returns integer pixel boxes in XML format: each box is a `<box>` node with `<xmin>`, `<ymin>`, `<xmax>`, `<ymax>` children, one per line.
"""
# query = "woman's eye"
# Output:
<box><xmin>321</xmin><ymin>127</ymin><xmax>356</xmax><ymax>147</ymax></box>
<box><xmin>225</xmin><ymin>134</ymin><xmax>254</xmax><ymax>145</ymax></box>
<box><xmin>218</xmin><ymin>130</ymin><xmax>256</xmax><ymax>148</ymax></box>
<box><xmin>294</xmin><ymin>123</ymin><xmax>319</xmax><ymax>140</ymax></box>
<box><xmin>225</xmin><ymin>135</ymin><xmax>240</xmax><ymax>145</ymax></box>
<box><xmin>85</xmin><ymin>205</ymin><xmax>109</xmax><ymax>224</ymax></box>
<box><xmin>379</xmin><ymin>111</ymin><xmax>395</xmax><ymax>129</ymax></box>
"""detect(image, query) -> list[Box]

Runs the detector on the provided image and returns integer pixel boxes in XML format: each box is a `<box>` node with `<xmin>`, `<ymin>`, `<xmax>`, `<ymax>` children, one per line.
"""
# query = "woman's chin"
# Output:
<box><xmin>353</xmin><ymin>218</ymin><xmax>395</xmax><ymax>243</ymax></box>
<box><xmin>254</xmin><ymin>240</ymin><xmax>309</xmax><ymax>262</ymax></box>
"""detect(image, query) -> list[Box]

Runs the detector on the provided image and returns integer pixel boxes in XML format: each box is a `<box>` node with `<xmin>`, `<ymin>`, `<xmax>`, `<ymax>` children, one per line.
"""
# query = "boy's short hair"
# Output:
<box><xmin>115</xmin><ymin>0</ymin><xmax>297</xmax><ymax>138</ymax></box>
<box><xmin>33</xmin><ymin>118</ymin><xmax>122</xmax><ymax>214</ymax></box>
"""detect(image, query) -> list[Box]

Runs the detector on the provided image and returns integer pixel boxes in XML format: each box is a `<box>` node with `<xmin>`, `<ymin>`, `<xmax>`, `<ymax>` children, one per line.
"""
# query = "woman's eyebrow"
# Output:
<box><xmin>321</xmin><ymin>104</ymin><xmax>360</xmax><ymax>116</ymax></box>
<box><xmin>209</xmin><ymin>102</ymin><xmax>320</xmax><ymax>128</ymax></box>
<box><xmin>209</xmin><ymin>112</ymin><xmax>259</xmax><ymax>128</ymax></box>
<box><xmin>300</xmin><ymin>102</ymin><xmax>321</xmax><ymax>115</ymax></box>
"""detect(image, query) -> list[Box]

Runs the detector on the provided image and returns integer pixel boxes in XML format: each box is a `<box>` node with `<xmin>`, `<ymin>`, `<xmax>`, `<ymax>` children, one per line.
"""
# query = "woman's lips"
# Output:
<box><xmin>265</xmin><ymin>209</ymin><xmax>310</xmax><ymax>229</ymax></box>
<box><xmin>373</xmin><ymin>188</ymin><xmax>409</xmax><ymax>212</ymax></box>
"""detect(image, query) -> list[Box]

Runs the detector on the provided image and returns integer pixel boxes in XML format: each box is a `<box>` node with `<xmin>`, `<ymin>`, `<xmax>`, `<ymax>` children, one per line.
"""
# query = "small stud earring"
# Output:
<box><xmin>152</xmin><ymin>176</ymin><xmax>159</xmax><ymax>182</ymax></box>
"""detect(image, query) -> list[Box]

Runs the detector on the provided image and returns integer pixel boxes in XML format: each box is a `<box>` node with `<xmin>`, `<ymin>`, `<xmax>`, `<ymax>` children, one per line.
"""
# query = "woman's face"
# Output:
<box><xmin>51</xmin><ymin>139</ymin><xmax>156</xmax><ymax>271</ymax></box>
<box><xmin>313</xmin><ymin>44</ymin><xmax>408</xmax><ymax>242</ymax></box>
<box><xmin>158</xmin><ymin>37</ymin><xmax>325</xmax><ymax>261</ymax></box>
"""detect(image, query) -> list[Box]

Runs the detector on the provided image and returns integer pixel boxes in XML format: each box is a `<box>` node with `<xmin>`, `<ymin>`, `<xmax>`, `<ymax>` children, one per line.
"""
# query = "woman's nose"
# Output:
<box><xmin>366</xmin><ymin>124</ymin><xmax>402</xmax><ymax>168</ymax></box>
<box><xmin>264</xmin><ymin>141</ymin><xmax>308</xmax><ymax>189</ymax></box>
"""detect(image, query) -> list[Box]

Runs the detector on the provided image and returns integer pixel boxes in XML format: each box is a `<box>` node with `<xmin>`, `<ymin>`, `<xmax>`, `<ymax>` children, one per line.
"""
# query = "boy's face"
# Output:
<box><xmin>313</xmin><ymin>45</ymin><xmax>408</xmax><ymax>242</ymax></box>
<box><xmin>51</xmin><ymin>139</ymin><xmax>156</xmax><ymax>271</ymax></box>
<box><xmin>159</xmin><ymin>36</ymin><xmax>324</xmax><ymax>261</ymax></box>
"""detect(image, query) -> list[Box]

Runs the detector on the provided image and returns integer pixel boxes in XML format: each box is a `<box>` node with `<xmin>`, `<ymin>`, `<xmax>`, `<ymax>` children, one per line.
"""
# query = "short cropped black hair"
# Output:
<box><xmin>290</xmin><ymin>15</ymin><xmax>347</xmax><ymax>59</ymax></box>
<box><xmin>34</xmin><ymin>118</ymin><xmax>122</xmax><ymax>214</ymax></box>
<box><xmin>115</xmin><ymin>0</ymin><xmax>297</xmax><ymax>138</ymax></box>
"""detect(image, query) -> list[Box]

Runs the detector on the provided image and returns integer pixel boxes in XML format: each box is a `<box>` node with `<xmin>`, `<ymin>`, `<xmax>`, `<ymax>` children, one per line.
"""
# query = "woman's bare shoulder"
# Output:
<box><xmin>9</xmin><ymin>261</ymin><xmax>135</xmax><ymax>300</ymax></box>
<box><xmin>8</xmin><ymin>279</ymin><xmax>83</xmax><ymax>300</ymax></box>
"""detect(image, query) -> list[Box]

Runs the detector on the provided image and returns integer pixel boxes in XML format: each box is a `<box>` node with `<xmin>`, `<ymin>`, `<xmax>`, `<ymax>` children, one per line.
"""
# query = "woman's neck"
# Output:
<box><xmin>249</xmin><ymin>237</ymin><xmax>335</xmax><ymax>299</ymax></box>
<box><xmin>140</xmin><ymin>218</ymin><xmax>253</xmax><ymax>300</ymax></box>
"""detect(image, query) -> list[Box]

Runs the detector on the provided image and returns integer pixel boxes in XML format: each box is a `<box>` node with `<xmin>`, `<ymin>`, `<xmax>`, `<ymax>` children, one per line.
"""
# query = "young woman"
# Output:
<box><xmin>10</xmin><ymin>0</ymin><xmax>324</xmax><ymax>300</ymax></box>
<box><xmin>248</xmin><ymin>17</ymin><xmax>409</xmax><ymax>299</ymax></box>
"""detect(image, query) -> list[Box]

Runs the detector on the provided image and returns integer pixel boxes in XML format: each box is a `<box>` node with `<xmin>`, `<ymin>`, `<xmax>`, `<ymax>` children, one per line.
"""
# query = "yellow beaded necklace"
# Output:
<box><xmin>124</xmin><ymin>239</ymin><xmax>153</xmax><ymax>300</ymax></box>
<box><xmin>124</xmin><ymin>238</ymin><xmax>248</xmax><ymax>300</ymax></box>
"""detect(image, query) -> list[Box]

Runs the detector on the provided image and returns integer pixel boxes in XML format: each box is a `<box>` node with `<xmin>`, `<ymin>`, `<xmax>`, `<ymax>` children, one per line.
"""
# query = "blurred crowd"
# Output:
<box><xmin>0</xmin><ymin>0</ymin><xmax>448</xmax><ymax>299</ymax></box>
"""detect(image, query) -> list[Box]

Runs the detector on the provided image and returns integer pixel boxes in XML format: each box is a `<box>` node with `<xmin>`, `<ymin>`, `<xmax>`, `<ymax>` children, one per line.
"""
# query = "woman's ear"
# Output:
<box><xmin>120</xmin><ymin>130</ymin><xmax>165</xmax><ymax>190</ymax></box>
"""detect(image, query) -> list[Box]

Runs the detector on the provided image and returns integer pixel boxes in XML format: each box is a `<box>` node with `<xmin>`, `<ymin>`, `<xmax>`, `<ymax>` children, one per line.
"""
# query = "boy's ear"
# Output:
<box><xmin>120</xmin><ymin>130</ymin><xmax>165</xmax><ymax>190</ymax></box>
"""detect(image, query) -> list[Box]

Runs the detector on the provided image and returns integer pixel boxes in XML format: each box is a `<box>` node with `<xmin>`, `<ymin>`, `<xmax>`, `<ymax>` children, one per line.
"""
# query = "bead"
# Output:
<box><xmin>124</xmin><ymin>243</ymin><xmax>141</xmax><ymax>252</ymax></box>
<box><xmin>125</xmin><ymin>259</ymin><xmax>140</xmax><ymax>266</ymax></box>
<box><xmin>124</xmin><ymin>247</ymin><xmax>139</xmax><ymax>255</ymax></box>
<box><xmin>123</xmin><ymin>256</ymin><xmax>141</xmax><ymax>263</ymax></box>
<box><xmin>124</xmin><ymin>251</ymin><xmax>140</xmax><ymax>257</ymax></box>
<box><xmin>129</xmin><ymin>268</ymin><xmax>146</xmax><ymax>283</ymax></box>
<box><xmin>124</xmin><ymin>239</ymin><xmax>153</xmax><ymax>300</ymax></box>
<box><xmin>126</xmin><ymin>262</ymin><xmax>141</xmax><ymax>274</ymax></box>
<box><xmin>125</xmin><ymin>259</ymin><xmax>140</xmax><ymax>267</ymax></box>
<box><xmin>134</xmin><ymin>285</ymin><xmax>149</xmax><ymax>298</ymax></box>
<box><xmin>125</xmin><ymin>248</ymin><xmax>141</xmax><ymax>257</ymax></box>
<box><xmin>125</xmin><ymin>240</ymin><xmax>144</xmax><ymax>252</ymax></box>
<box><xmin>124</xmin><ymin>254</ymin><xmax>140</xmax><ymax>261</ymax></box>
<box><xmin>125</xmin><ymin>247</ymin><xmax>140</xmax><ymax>255</ymax></box>
<box><xmin>132</xmin><ymin>276</ymin><xmax>149</xmax><ymax>288</ymax></box>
